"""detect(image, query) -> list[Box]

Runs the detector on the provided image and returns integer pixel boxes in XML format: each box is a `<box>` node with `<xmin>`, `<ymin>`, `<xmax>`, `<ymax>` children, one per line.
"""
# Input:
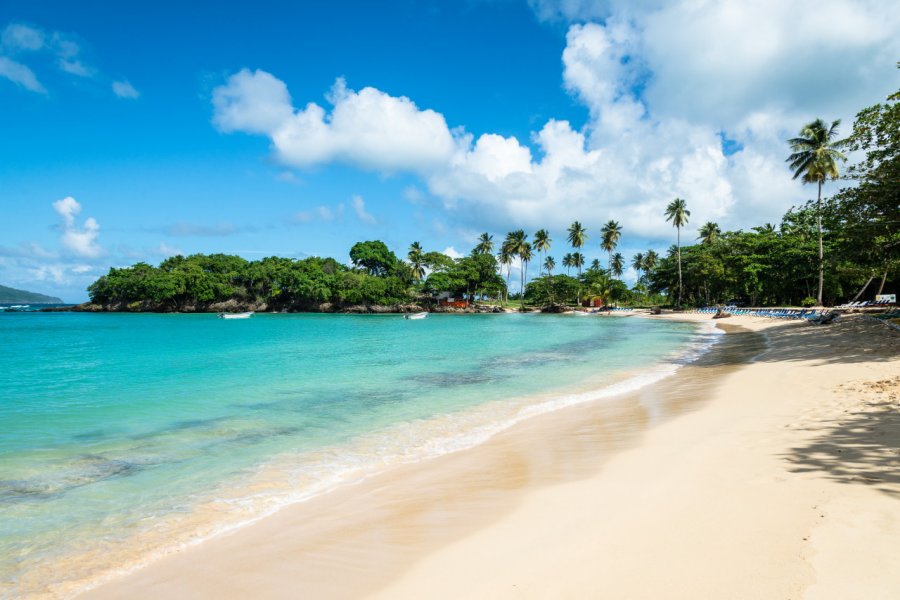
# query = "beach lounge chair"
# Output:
<box><xmin>809</xmin><ymin>311</ymin><xmax>839</xmax><ymax>325</ymax></box>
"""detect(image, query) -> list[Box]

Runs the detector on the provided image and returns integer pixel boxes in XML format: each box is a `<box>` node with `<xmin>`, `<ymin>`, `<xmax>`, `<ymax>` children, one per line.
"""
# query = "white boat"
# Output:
<box><xmin>218</xmin><ymin>311</ymin><xmax>254</xmax><ymax>319</ymax></box>
<box><xmin>404</xmin><ymin>312</ymin><xmax>428</xmax><ymax>320</ymax></box>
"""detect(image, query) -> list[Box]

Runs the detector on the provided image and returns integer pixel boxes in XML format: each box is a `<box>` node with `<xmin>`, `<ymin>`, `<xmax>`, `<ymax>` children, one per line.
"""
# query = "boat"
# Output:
<box><xmin>218</xmin><ymin>311</ymin><xmax>254</xmax><ymax>319</ymax></box>
<box><xmin>404</xmin><ymin>312</ymin><xmax>428</xmax><ymax>320</ymax></box>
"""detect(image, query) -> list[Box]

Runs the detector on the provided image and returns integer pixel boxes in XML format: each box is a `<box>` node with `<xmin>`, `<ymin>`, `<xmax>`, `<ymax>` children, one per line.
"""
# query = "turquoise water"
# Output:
<box><xmin>0</xmin><ymin>312</ymin><xmax>710</xmax><ymax>597</ymax></box>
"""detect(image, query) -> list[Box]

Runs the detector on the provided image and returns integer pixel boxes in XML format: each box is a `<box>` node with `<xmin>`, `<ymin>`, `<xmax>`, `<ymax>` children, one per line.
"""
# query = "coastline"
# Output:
<box><xmin>81</xmin><ymin>313</ymin><xmax>900</xmax><ymax>598</ymax></box>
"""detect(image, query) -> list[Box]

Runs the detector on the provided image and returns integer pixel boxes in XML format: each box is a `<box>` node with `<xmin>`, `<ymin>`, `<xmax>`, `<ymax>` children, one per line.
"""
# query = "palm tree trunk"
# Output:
<box><xmin>676</xmin><ymin>226</ymin><xmax>682</xmax><ymax>306</ymax></box>
<box><xmin>817</xmin><ymin>180</ymin><xmax>824</xmax><ymax>306</ymax></box>
<box><xmin>877</xmin><ymin>270</ymin><xmax>888</xmax><ymax>296</ymax></box>
<box><xmin>851</xmin><ymin>275</ymin><xmax>874</xmax><ymax>303</ymax></box>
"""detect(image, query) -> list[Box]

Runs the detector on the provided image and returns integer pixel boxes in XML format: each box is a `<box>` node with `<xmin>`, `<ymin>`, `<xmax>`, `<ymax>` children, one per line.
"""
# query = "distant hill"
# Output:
<box><xmin>0</xmin><ymin>284</ymin><xmax>64</xmax><ymax>304</ymax></box>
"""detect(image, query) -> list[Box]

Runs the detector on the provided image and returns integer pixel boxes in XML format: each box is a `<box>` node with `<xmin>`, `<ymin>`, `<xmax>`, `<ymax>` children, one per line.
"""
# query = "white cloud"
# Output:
<box><xmin>0</xmin><ymin>22</ymin><xmax>132</xmax><ymax>96</ymax></box>
<box><xmin>212</xmin><ymin>0</ymin><xmax>897</xmax><ymax>243</ymax></box>
<box><xmin>441</xmin><ymin>246</ymin><xmax>464</xmax><ymax>260</ymax></box>
<box><xmin>1</xmin><ymin>23</ymin><xmax>46</xmax><ymax>51</ymax></box>
<box><xmin>0</xmin><ymin>56</ymin><xmax>45</xmax><ymax>93</ymax></box>
<box><xmin>156</xmin><ymin>243</ymin><xmax>183</xmax><ymax>257</ymax></box>
<box><xmin>112</xmin><ymin>80</ymin><xmax>140</xmax><ymax>99</ymax></box>
<box><xmin>53</xmin><ymin>196</ymin><xmax>103</xmax><ymax>258</ymax></box>
<box><xmin>351</xmin><ymin>195</ymin><xmax>376</xmax><ymax>224</ymax></box>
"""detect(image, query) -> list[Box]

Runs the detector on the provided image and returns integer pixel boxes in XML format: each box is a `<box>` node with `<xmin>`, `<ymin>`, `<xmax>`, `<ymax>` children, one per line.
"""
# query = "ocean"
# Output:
<box><xmin>0</xmin><ymin>311</ymin><xmax>716</xmax><ymax>597</ymax></box>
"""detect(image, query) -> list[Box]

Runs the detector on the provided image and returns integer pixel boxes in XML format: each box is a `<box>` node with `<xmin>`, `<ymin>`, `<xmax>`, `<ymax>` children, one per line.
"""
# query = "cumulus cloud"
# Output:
<box><xmin>53</xmin><ymin>196</ymin><xmax>103</xmax><ymax>258</ymax></box>
<box><xmin>112</xmin><ymin>80</ymin><xmax>139</xmax><ymax>99</ymax></box>
<box><xmin>213</xmin><ymin>70</ymin><xmax>460</xmax><ymax>173</ymax></box>
<box><xmin>351</xmin><ymin>195</ymin><xmax>376</xmax><ymax>224</ymax></box>
<box><xmin>212</xmin><ymin>0</ymin><xmax>898</xmax><ymax>242</ymax></box>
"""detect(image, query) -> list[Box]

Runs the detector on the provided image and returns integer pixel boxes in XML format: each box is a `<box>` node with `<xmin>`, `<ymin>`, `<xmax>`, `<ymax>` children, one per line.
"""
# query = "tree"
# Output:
<box><xmin>562</xmin><ymin>253</ymin><xmax>574</xmax><ymax>275</ymax></box>
<box><xmin>519</xmin><ymin>243</ymin><xmax>533</xmax><ymax>309</ymax></box>
<box><xmin>571</xmin><ymin>252</ymin><xmax>584</xmax><ymax>274</ymax></box>
<box><xmin>408</xmin><ymin>242</ymin><xmax>425</xmax><ymax>281</ymax></box>
<box><xmin>350</xmin><ymin>241</ymin><xmax>399</xmax><ymax>277</ymax></box>
<box><xmin>610</xmin><ymin>252</ymin><xmax>624</xmax><ymax>278</ymax></box>
<box><xmin>567</xmin><ymin>221</ymin><xmax>587</xmax><ymax>275</ymax></box>
<box><xmin>600</xmin><ymin>220</ymin><xmax>623</xmax><ymax>273</ymax></box>
<box><xmin>544</xmin><ymin>255</ymin><xmax>555</xmax><ymax>275</ymax></box>
<box><xmin>533</xmin><ymin>229</ymin><xmax>551</xmax><ymax>276</ymax></box>
<box><xmin>643</xmin><ymin>249</ymin><xmax>659</xmax><ymax>274</ymax></box>
<box><xmin>698</xmin><ymin>222</ymin><xmax>721</xmax><ymax>245</ymax></box>
<box><xmin>664</xmin><ymin>198</ymin><xmax>690</xmax><ymax>305</ymax></box>
<box><xmin>498</xmin><ymin>241</ymin><xmax>514</xmax><ymax>305</ymax></box>
<box><xmin>474</xmin><ymin>233</ymin><xmax>494</xmax><ymax>255</ymax></box>
<box><xmin>632</xmin><ymin>252</ymin><xmax>644</xmax><ymax>283</ymax></box>
<box><xmin>787</xmin><ymin>118</ymin><xmax>847</xmax><ymax>305</ymax></box>
<box><xmin>828</xmin><ymin>81</ymin><xmax>899</xmax><ymax>296</ymax></box>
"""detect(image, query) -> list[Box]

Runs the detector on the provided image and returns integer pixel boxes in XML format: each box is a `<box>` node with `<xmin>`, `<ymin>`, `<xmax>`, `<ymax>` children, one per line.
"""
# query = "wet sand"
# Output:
<box><xmin>83</xmin><ymin>313</ymin><xmax>900</xmax><ymax>599</ymax></box>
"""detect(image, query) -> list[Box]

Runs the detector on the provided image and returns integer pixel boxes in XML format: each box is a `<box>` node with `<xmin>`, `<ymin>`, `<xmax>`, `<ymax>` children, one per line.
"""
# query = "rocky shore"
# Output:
<box><xmin>42</xmin><ymin>300</ymin><xmax>507</xmax><ymax>314</ymax></box>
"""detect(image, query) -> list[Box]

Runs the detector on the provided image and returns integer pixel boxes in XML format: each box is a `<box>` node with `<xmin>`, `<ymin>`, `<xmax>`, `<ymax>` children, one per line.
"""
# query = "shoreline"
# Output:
<box><xmin>75</xmin><ymin>314</ymin><xmax>900</xmax><ymax>597</ymax></box>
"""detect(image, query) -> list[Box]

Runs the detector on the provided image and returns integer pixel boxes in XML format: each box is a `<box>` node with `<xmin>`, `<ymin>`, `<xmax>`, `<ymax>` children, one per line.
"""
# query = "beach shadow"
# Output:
<box><xmin>695</xmin><ymin>316</ymin><xmax>900</xmax><ymax>366</ymax></box>
<box><xmin>782</xmin><ymin>399</ymin><xmax>900</xmax><ymax>497</ymax></box>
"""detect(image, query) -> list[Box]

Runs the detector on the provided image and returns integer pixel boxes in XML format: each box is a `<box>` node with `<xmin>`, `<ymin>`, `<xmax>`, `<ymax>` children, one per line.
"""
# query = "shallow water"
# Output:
<box><xmin>0</xmin><ymin>312</ymin><xmax>712</xmax><ymax>597</ymax></box>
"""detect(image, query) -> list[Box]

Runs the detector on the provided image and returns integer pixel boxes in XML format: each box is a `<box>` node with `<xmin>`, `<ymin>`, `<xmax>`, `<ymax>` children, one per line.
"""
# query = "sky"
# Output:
<box><xmin>1</xmin><ymin>0</ymin><xmax>897</xmax><ymax>302</ymax></box>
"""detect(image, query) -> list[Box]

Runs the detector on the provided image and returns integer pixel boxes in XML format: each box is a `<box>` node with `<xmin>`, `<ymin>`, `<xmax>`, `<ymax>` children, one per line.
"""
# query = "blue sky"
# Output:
<box><xmin>1</xmin><ymin>0</ymin><xmax>897</xmax><ymax>301</ymax></box>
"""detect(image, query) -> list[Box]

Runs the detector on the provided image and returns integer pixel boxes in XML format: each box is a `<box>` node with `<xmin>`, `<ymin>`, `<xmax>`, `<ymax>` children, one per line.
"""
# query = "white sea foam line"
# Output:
<box><xmin>64</xmin><ymin>322</ymin><xmax>724</xmax><ymax>598</ymax></box>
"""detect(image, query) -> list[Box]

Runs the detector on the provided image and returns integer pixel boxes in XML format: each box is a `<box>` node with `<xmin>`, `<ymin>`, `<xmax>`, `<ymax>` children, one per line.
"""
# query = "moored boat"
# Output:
<box><xmin>404</xmin><ymin>311</ymin><xmax>428</xmax><ymax>320</ymax></box>
<box><xmin>218</xmin><ymin>311</ymin><xmax>254</xmax><ymax>319</ymax></box>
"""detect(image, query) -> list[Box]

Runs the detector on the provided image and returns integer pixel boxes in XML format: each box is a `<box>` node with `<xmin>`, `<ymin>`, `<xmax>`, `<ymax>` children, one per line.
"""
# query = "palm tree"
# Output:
<box><xmin>631</xmin><ymin>252</ymin><xmax>644</xmax><ymax>283</ymax></box>
<box><xmin>519</xmin><ymin>242</ymin><xmax>533</xmax><ymax>309</ymax></box>
<box><xmin>474</xmin><ymin>232</ymin><xmax>494</xmax><ymax>255</ymax></box>
<box><xmin>499</xmin><ymin>237</ymin><xmax>515</xmax><ymax>305</ymax></box>
<box><xmin>642</xmin><ymin>249</ymin><xmax>659</xmax><ymax>276</ymax></box>
<box><xmin>543</xmin><ymin>255</ymin><xmax>556</xmax><ymax>306</ymax></box>
<box><xmin>664</xmin><ymin>198</ymin><xmax>690</xmax><ymax>306</ymax></box>
<box><xmin>533</xmin><ymin>229</ymin><xmax>551</xmax><ymax>276</ymax></box>
<box><xmin>697</xmin><ymin>222</ymin><xmax>721</xmax><ymax>245</ymax></box>
<box><xmin>787</xmin><ymin>118</ymin><xmax>846</xmax><ymax>305</ymax></box>
<box><xmin>571</xmin><ymin>252</ymin><xmax>584</xmax><ymax>274</ymax></box>
<box><xmin>590</xmin><ymin>258</ymin><xmax>602</xmax><ymax>272</ymax></box>
<box><xmin>544</xmin><ymin>255</ymin><xmax>555</xmax><ymax>276</ymax></box>
<box><xmin>562</xmin><ymin>253</ymin><xmax>574</xmax><ymax>275</ymax></box>
<box><xmin>408</xmin><ymin>242</ymin><xmax>425</xmax><ymax>281</ymax></box>
<box><xmin>610</xmin><ymin>252</ymin><xmax>624</xmax><ymax>278</ymax></box>
<box><xmin>600</xmin><ymin>220</ymin><xmax>623</xmax><ymax>273</ymax></box>
<box><xmin>566</xmin><ymin>221</ymin><xmax>587</xmax><ymax>275</ymax></box>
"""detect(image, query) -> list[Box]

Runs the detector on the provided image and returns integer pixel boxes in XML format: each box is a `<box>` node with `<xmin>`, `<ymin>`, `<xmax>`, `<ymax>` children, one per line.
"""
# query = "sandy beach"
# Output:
<box><xmin>82</xmin><ymin>313</ymin><xmax>900</xmax><ymax>600</ymax></box>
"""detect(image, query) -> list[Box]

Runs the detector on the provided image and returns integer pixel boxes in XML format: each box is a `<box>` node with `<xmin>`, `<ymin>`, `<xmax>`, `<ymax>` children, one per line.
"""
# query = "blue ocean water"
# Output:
<box><xmin>0</xmin><ymin>312</ymin><xmax>712</xmax><ymax>597</ymax></box>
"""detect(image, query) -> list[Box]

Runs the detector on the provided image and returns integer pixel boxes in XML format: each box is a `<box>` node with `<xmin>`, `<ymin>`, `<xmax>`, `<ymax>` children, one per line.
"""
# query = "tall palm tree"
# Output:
<box><xmin>787</xmin><ymin>118</ymin><xmax>846</xmax><ymax>305</ymax></box>
<box><xmin>590</xmin><ymin>258</ymin><xmax>601</xmax><ymax>272</ymax></box>
<box><xmin>566</xmin><ymin>221</ymin><xmax>587</xmax><ymax>275</ymax></box>
<box><xmin>562</xmin><ymin>252</ymin><xmax>574</xmax><ymax>275</ymax></box>
<box><xmin>519</xmin><ymin>242</ymin><xmax>533</xmax><ymax>309</ymax></box>
<box><xmin>697</xmin><ymin>222</ymin><xmax>721</xmax><ymax>245</ymax></box>
<box><xmin>533</xmin><ymin>229</ymin><xmax>551</xmax><ymax>277</ymax></box>
<box><xmin>664</xmin><ymin>198</ymin><xmax>690</xmax><ymax>306</ymax></box>
<box><xmin>408</xmin><ymin>242</ymin><xmax>425</xmax><ymax>281</ymax></box>
<box><xmin>610</xmin><ymin>252</ymin><xmax>624</xmax><ymax>278</ymax></box>
<box><xmin>543</xmin><ymin>255</ymin><xmax>556</xmax><ymax>306</ymax></box>
<box><xmin>631</xmin><ymin>252</ymin><xmax>644</xmax><ymax>283</ymax></box>
<box><xmin>499</xmin><ymin>236</ymin><xmax>515</xmax><ymax>305</ymax></box>
<box><xmin>600</xmin><ymin>220</ymin><xmax>623</xmax><ymax>273</ymax></box>
<box><xmin>474</xmin><ymin>232</ymin><xmax>494</xmax><ymax>255</ymax></box>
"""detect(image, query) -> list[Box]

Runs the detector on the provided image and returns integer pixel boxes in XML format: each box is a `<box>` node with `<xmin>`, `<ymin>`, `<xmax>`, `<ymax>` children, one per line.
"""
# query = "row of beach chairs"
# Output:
<box><xmin>833</xmin><ymin>299</ymin><xmax>894</xmax><ymax>309</ymax></box>
<box><xmin>693</xmin><ymin>306</ymin><xmax>827</xmax><ymax>321</ymax></box>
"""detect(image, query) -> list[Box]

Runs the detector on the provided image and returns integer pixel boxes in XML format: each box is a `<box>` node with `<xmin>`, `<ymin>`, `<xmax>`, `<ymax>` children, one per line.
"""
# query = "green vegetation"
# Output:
<box><xmin>86</xmin><ymin>79</ymin><xmax>897</xmax><ymax>312</ymax></box>
<box><xmin>0</xmin><ymin>284</ymin><xmax>63</xmax><ymax>304</ymax></box>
